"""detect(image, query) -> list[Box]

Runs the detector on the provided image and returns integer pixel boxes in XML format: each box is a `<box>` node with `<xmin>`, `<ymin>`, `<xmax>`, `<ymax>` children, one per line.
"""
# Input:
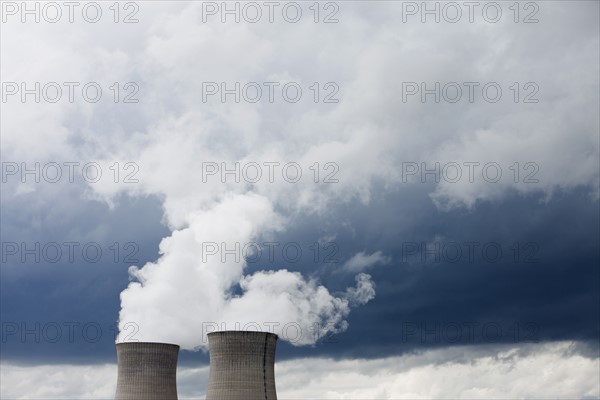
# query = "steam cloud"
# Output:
<box><xmin>117</xmin><ymin>192</ymin><xmax>375</xmax><ymax>349</ymax></box>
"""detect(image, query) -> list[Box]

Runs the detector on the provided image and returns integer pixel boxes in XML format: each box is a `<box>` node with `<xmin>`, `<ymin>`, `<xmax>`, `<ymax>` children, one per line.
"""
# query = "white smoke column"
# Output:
<box><xmin>117</xmin><ymin>192</ymin><xmax>374</xmax><ymax>349</ymax></box>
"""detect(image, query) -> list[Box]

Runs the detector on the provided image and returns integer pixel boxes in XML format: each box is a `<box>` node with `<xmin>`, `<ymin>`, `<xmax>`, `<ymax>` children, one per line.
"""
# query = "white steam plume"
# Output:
<box><xmin>117</xmin><ymin>192</ymin><xmax>375</xmax><ymax>349</ymax></box>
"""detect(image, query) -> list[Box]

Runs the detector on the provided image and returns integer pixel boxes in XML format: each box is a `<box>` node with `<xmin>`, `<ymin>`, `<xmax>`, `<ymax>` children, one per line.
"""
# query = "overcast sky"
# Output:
<box><xmin>1</xmin><ymin>1</ymin><xmax>599</xmax><ymax>398</ymax></box>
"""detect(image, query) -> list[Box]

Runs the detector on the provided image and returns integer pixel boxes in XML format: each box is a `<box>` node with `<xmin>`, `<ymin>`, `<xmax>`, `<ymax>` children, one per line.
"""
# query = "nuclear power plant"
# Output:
<box><xmin>114</xmin><ymin>331</ymin><xmax>278</xmax><ymax>399</ymax></box>
<box><xmin>115</xmin><ymin>342</ymin><xmax>180</xmax><ymax>400</ymax></box>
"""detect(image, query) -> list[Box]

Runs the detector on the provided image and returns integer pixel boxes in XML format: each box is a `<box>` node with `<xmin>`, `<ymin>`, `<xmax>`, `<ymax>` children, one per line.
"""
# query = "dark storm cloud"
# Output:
<box><xmin>238</xmin><ymin>183</ymin><xmax>596</xmax><ymax>356</ymax></box>
<box><xmin>275</xmin><ymin>185</ymin><xmax>599</xmax><ymax>361</ymax></box>
<box><xmin>1</xmin><ymin>189</ymin><xmax>168</xmax><ymax>364</ymax></box>
<box><xmin>2</xmin><ymin>180</ymin><xmax>598</xmax><ymax>365</ymax></box>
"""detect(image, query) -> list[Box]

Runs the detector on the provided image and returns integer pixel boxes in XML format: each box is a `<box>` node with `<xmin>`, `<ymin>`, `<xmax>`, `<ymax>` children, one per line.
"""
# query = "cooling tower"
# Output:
<box><xmin>206</xmin><ymin>331</ymin><xmax>278</xmax><ymax>400</ymax></box>
<box><xmin>115</xmin><ymin>342</ymin><xmax>179</xmax><ymax>400</ymax></box>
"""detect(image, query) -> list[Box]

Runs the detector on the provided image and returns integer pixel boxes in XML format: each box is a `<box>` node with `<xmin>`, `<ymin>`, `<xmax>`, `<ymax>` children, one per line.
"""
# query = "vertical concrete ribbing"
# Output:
<box><xmin>206</xmin><ymin>331</ymin><xmax>278</xmax><ymax>400</ymax></box>
<box><xmin>115</xmin><ymin>342</ymin><xmax>179</xmax><ymax>400</ymax></box>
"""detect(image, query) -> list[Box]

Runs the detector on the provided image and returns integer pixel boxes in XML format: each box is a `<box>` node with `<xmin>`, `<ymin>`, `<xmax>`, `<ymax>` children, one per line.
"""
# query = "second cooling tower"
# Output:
<box><xmin>206</xmin><ymin>331</ymin><xmax>278</xmax><ymax>400</ymax></box>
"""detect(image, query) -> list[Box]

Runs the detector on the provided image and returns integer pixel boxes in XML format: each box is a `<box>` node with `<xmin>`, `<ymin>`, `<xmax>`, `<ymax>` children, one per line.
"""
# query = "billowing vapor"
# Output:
<box><xmin>117</xmin><ymin>192</ymin><xmax>375</xmax><ymax>349</ymax></box>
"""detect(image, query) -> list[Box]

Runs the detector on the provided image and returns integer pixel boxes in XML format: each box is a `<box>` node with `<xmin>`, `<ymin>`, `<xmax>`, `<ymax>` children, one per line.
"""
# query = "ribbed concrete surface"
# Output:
<box><xmin>115</xmin><ymin>342</ymin><xmax>179</xmax><ymax>400</ymax></box>
<box><xmin>206</xmin><ymin>331</ymin><xmax>278</xmax><ymax>400</ymax></box>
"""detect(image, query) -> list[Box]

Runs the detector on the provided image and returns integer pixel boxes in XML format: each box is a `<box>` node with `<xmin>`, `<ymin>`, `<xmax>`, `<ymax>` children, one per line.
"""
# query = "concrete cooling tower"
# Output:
<box><xmin>115</xmin><ymin>342</ymin><xmax>179</xmax><ymax>400</ymax></box>
<box><xmin>206</xmin><ymin>331</ymin><xmax>278</xmax><ymax>400</ymax></box>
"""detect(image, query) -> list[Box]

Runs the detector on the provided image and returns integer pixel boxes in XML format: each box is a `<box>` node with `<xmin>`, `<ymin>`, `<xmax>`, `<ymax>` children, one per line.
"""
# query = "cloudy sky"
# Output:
<box><xmin>1</xmin><ymin>0</ymin><xmax>599</xmax><ymax>398</ymax></box>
